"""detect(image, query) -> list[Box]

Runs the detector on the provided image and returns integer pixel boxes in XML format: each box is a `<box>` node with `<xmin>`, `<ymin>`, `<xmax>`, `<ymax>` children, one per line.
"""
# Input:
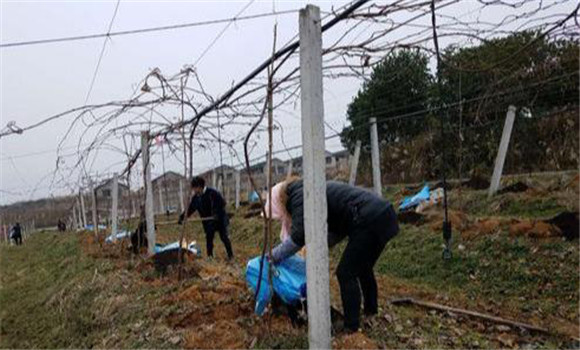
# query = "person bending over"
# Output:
<box><xmin>266</xmin><ymin>178</ymin><xmax>399</xmax><ymax>332</ymax></box>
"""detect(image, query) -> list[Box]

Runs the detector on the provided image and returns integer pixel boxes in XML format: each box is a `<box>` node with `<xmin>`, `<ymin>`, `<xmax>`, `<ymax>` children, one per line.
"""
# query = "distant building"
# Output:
<box><xmin>94</xmin><ymin>177</ymin><xmax>131</xmax><ymax>220</ymax></box>
<box><xmin>151</xmin><ymin>171</ymin><xmax>189</xmax><ymax>214</ymax></box>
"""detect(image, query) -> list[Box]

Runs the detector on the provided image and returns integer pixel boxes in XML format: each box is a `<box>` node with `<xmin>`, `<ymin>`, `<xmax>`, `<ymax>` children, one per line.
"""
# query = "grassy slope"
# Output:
<box><xmin>0</xmin><ymin>232</ymin><xmax>181</xmax><ymax>349</ymax></box>
<box><xmin>1</xmin><ymin>176</ymin><xmax>578</xmax><ymax>349</ymax></box>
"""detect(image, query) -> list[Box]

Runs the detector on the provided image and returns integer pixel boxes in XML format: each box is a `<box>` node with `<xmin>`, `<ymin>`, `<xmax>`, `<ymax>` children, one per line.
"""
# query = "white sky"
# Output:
<box><xmin>0</xmin><ymin>0</ymin><xmax>575</xmax><ymax>205</ymax></box>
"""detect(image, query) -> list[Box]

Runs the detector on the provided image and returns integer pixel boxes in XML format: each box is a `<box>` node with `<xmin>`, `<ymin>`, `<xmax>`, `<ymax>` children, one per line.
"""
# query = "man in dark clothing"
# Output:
<box><xmin>11</xmin><ymin>223</ymin><xmax>23</xmax><ymax>245</ymax></box>
<box><xmin>178</xmin><ymin>176</ymin><xmax>234</xmax><ymax>260</ymax></box>
<box><xmin>270</xmin><ymin>180</ymin><xmax>399</xmax><ymax>332</ymax></box>
<box><xmin>57</xmin><ymin>219</ymin><xmax>66</xmax><ymax>232</ymax></box>
<box><xmin>130</xmin><ymin>220</ymin><xmax>149</xmax><ymax>254</ymax></box>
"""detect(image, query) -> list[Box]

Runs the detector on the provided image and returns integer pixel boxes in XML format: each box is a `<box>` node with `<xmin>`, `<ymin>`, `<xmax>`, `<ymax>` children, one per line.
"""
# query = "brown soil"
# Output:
<box><xmin>566</xmin><ymin>174</ymin><xmax>579</xmax><ymax>192</ymax></box>
<box><xmin>546</xmin><ymin>211</ymin><xmax>579</xmax><ymax>240</ymax></box>
<box><xmin>184</xmin><ymin>320</ymin><xmax>249</xmax><ymax>349</ymax></box>
<box><xmin>498</xmin><ymin>181</ymin><xmax>530</xmax><ymax>194</ymax></box>
<box><xmin>508</xmin><ymin>220</ymin><xmax>560</xmax><ymax>238</ymax></box>
<box><xmin>397</xmin><ymin>211</ymin><xmax>425</xmax><ymax>225</ymax></box>
<box><xmin>463</xmin><ymin>218</ymin><xmax>502</xmax><ymax>239</ymax></box>
<box><xmin>426</xmin><ymin>209</ymin><xmax>472</xmax><ymax>233</ymax></box>
<box><xmin>462</xmin><ymin>176</ymin><xmax>490</xmax><ymax>190</ymax></box>
<box><xmin>333</xmin><ymin>332</ymin><xmax>378</xmax><ymax>349</ymax></box>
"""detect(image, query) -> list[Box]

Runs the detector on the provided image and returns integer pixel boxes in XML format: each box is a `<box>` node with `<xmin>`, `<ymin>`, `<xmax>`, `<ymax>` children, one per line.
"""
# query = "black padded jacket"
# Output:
<box><xmin>286</xmin><ymin>180</ymin><xmax>392</xmax><ymax>247</ymax></box>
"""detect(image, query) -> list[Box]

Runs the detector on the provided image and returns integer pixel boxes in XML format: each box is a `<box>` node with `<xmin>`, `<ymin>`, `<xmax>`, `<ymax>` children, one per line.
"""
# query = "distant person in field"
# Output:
<box><xmin>10</xmin><ymin>223</ymin><xmax>22</xmax><ymax>245</ymax></box>
<box><xmin>57</xmin><ymin>219</ymin><xmax>66</xmax><ymax>232</ymax></box>
<box><xmin>130</xmin><ymin>206</ymin><xmax>149</xmax><ymax>254</ymax></box>
<box><xmin>178</xmin><ymin>176</ymin><xmax>234</xmax><ymax>260</ymax></box>
<box><xmin>265</xmin><ymin>178</ymin><xmax>399</xmax><ymax>333</ymax></box>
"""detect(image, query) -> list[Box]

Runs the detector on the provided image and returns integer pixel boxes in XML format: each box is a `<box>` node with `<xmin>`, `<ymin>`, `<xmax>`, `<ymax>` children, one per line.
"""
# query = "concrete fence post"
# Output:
<box><xmin>90</xmin><ymin>181</ymin><xmax>98</xmax><ymax>238</ymax></box>
<box><xmin>370</xmin><ymin>117</ymin><xmax>382</xmax><ymax>197</ymax></box>
<box><xmin>79</xmin><ymin>190</ymin><xmax>87</xmax><ymax>228</ymax></box>
<box><xmin>349</xmin><ymin>140</ymin><xmax>362</xmax><ymax>186</ymax></box>
<box><xmin>235</xmin><ymin>171</ymin><xmax>241</xmax><ymax>209</ymax></box>
<box><xmin>111</xmin><ymin>172</ymin><xmax>119</xmax><ymax>239</ymax></box>
<box><xmin>142</xmin><ymin>131</ymin><xmax>156</xmax><ymax>254</ymax></box>
<box><xmin>488</xmin><ymin>105</ymin><xmax>517</xmax><ymax>197</ymax></box>
<box><xmin>179</xmin><ymin>180</ymin><xmax>185</xmax><ymax>213</ymax></box>
<box><xmin>299</xmin><ymin>5</ymin><xmax>331</xmax><ymax>349</ymax></box>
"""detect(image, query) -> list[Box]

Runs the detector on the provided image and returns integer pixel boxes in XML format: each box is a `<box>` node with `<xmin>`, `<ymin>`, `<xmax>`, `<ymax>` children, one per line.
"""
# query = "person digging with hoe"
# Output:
<box><xmin>265</xmin><ymin>178</ymin><xmax>399</xmax><ymax>333</ymax></box>
<box><xmin>178</xmin><ymin>176</ymin><xmax>234</xmax><ymax>261</ymax></box>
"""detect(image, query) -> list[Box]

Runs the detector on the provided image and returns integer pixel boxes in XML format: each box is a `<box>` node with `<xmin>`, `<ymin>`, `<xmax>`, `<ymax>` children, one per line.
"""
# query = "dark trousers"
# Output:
<box><xmin>336</xmin><ymin>205</ymin><xmax>399</xmax><ymax>331</ymax></box>
<box><xmin>205</xmin><ymin>225</ymin><xmax>234</xmax><ymax>259</ymax></box>
<box><xmin>12</xmin><ymin>234</ymin><xmax>22</xmax><ymax>245</ymax></box>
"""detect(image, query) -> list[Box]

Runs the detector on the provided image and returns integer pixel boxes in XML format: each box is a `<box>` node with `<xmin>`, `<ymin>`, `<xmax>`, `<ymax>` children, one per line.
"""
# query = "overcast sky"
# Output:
<box><xmin>1</xmin><ymin>0</ymin><xmax>575</xmax><ymax>206</ymax></box>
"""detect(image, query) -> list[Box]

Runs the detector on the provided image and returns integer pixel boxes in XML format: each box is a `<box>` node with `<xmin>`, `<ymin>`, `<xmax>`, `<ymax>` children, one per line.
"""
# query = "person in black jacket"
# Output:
<box><xmin>11</xmin><ymin>223</ymin><xmax>23</xmax><ymax>245</ymax></box>
<box><xmin>178</xmin><ymin>176</ymin><xmax>234</xmax><ymax>260</ymax></box>
<box><xmin>267</xmin><ymin>178</ymin><xmax>399</xmax><ymax>332</ymax></box>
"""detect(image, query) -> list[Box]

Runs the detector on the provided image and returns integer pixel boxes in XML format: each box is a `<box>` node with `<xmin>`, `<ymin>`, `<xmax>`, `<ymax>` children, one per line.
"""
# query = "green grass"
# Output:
<box><xmin>377</xmin><ymin>224</ymin><xmax>579</xmax><ymax>322</ymax></box>
<box><xmin>0</xmin><ymin>232</ymin><xmax>177</xmax><ymax>349</ymax></box>
<box><xmin>448</xmin><ymin>190</ymin><xmax>566</xmax><ymax>218</ymax></box>
<box><xmin>1</xmin><ymin>179</ymin><xmax>578</xmax><ymax>349</ymax></box>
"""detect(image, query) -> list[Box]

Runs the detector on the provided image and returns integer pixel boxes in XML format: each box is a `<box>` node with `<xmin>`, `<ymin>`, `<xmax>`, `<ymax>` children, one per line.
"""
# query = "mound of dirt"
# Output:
<box><xmin>398</xmin><ymin>211</ymin><xmax>425</xmax><ymax>225</ymax></box>
<box><xmin>498</xmin><ymin>182</ymin><xmax>529</xmax><ymax>194</ymax></box>
<box><xmin>566</xmin><ymin>174</ymin><xmax>579</xmax><ymax>192</ymax></box>
<box><xmin>508</xmin><ymin>220</ymin><xmax>560</xmax><ymax>238</ymax></box>
<box><xmin>464</xmin><ymin>218</ymin><xmax>502</xmax><ymax>238</ymax></box>
<box><xmin>462</xmin><ymin>176</ymin><xmax>490</xmax><ymax>190</ymax></box>
<box><xmin>153</xmin><ymin>249</ymin><xmax>199</xmax><ymax>274</ymax></box>
<box><xmin>425</xmin><ymin>209</ymin><xmax>471</xmax><ymax>233</ymax></box>
<box><xmin>333</xmin><ymin>332</ymin><xmax>378</xmax><ymax>349</ymax></box>
<box><xmin>433</xmin><ymin>181</ymin><xmax>456</xmax><ymax>190</ymax></box>
<box><xmin>244</xmin><ymin>209</ymin><xmax>262</xmax><ymax>218</ymax></box>
<box><xmin>546</xmin><ymin>211</ymin><xmax>579</xmax><ymax>240</ymax></box>
<box><xmin>185</xmin><ymin>320</ymin><xmax>249</xmax><ymax>349</ymax></box>
<box><xmin>249</xmin><ymin>202</ymin><xmax>262</xmax><ymax>210</ymax></box>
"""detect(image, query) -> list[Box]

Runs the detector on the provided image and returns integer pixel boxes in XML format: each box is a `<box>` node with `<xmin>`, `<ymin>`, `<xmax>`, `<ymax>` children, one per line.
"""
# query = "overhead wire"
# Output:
<box><xmin>193</xmin><ymin>0</ymin><xmax>256</xmax><ymax>67</ymax></box>
<box><xmin>0</xmin><ymin>9</ymin><xmax>299</xmax><ymax>49</ymax></box>
<box><xmin>84</xmin><ymin>0</ymin><xmax>122</xmax><ymax>105</ymax></box>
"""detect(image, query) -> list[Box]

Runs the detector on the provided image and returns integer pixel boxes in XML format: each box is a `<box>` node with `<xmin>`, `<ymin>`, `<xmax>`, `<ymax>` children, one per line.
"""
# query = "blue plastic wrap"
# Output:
<box><xmin>153</xmin><ymin>241</ymin><xmax>201</xmax><ymax>256</ymax></box>
<box><xmin>248</xmin><ymin>190</ymin><xmax>260</xmax><ymax>203</ymax></box>
<box><xmin>399</xmin><ymin>185</ymin><xmax>430</xmax><ymax>210</ymax></box>
<box><xmin>246</xmin><ymin>254</ymin><xmax>307</xmax><ymax>316</ymax></box>
<box><xmin>104</xmin><ymin>230</ymin><xmax>130</xmax><ymax>243</ymax></box>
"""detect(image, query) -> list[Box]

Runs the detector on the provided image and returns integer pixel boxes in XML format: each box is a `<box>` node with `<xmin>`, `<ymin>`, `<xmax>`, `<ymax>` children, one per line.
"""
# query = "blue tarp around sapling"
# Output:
<box><xmin>105</xmin><ymin>230</ymin><xmax>131</xmax><ymax>243</ymax></box>
<box><xmin>153</xmin><ymin>241</ymin><xmax>201</xmax><ymax>256</ymax></box>
<box><xmin>246</xmin><ymin>254</ymin><xmax>307</xmax><ymax>316</ymax></box>
<box><xmin>85</xmin><ymin>224</ymin><xmax>107</xmax><ymax>230</ymax></box>
<box><xmin>399</xmin><ymin>185</ymin><xmax>430</xmax><ymax>211</ymax></box>
<box><xmin>248</xmin><ymin>190</ymin><xmax>260</xmax><ymax>203</ymax></box>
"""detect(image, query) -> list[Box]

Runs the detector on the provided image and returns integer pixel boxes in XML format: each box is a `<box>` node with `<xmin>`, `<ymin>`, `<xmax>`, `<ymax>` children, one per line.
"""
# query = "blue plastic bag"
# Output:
<box><xmin>399</xmin><ymin>185</ymin><xmax>430</xmax><ymax>211</ymax></box>
<box><xmin>246</xmin><ymin>254</ymin><xmax>306</xmax><ymax>316</ymax></box>
<box><xmin>248</xmin><ymin>190</ymin><xmax>260</xmax><ymax>203</ymax></box>
<box><xmin>105</xmin><ymin>230</ymin><xmax>130</xmax><ymax>243</ymax></box>
<box><xmin>153</xmin><ymin>241</ymin><xmax>201</xmax><ymax>256</ymax></box>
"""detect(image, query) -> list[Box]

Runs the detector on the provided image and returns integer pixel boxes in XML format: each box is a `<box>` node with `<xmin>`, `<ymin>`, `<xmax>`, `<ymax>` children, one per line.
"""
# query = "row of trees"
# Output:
<box><xmin>340</xmin><ymin>31</ymin><xmax>579</xmax><ymax>181</ymax></box>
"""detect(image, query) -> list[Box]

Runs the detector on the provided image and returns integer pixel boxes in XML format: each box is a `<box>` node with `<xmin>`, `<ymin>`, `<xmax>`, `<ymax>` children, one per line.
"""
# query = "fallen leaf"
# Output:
<box><xmin>169</xmin><ymin>335</ymin><xmax>181</xmax><ymax>345</ymax></box>
<box><xmin>497</xmin><ymin>333</ymin><xmax>516</xmax><ymax>348</ymax></box>
<box><xmin>496</xmin><ymin>325</ymin><xmax>511</xmax><ymax>332</ymax></box>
